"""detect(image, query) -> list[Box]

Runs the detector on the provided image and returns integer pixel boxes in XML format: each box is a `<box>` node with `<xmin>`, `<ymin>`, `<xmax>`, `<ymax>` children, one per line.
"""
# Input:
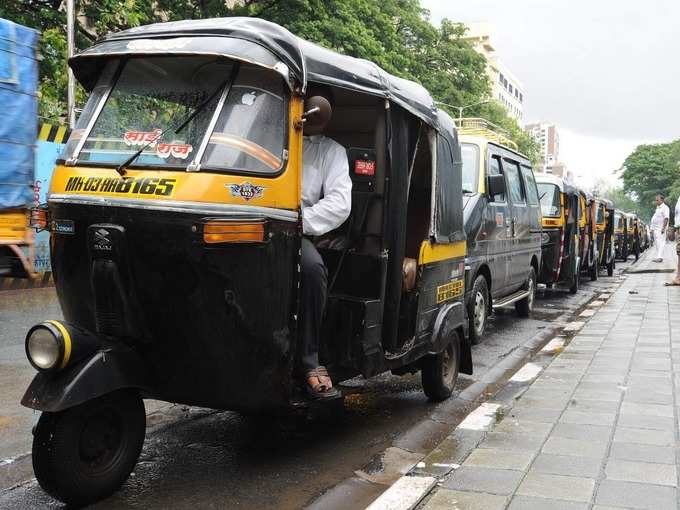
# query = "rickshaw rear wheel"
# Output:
<box><xmin>589</xmin><ymin>261</ymin><xmax>598</xmax><ymax>281</ymax></box>
<box><xmin>569</xmin><ymin>263</ymin><xmax>580</xmax><ymax>294</ymax></box>
<box><xmin>515</xmin><ymin>267</ymin><xmax>536</xmax><ymax>317</ymax></box>
<box><xmin>607</xmin><ymin>259</ymin><xmax>614</xmax><ymax>277</ymax></box>
<box><xmin>32</xmin><ymin>389</ymin><xmax>146</xmax><ymax>507</ymax></box>
<box><xmin>421</xmin><ymin>331</ymin><xmax>460</xmax><ymax>402</ymax></box>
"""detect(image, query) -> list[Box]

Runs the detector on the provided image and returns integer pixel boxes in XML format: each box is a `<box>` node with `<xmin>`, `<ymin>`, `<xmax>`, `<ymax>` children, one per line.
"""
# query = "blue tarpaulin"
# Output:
<box><xmin>0</xmin><ymin>18</ymin><xmax>38</xmax><ymax>209</ymax></box>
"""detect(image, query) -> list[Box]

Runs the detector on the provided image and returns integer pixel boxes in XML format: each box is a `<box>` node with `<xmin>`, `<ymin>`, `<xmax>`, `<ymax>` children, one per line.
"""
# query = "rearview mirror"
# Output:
<box><xmin>487</xmin><ymin>174</ymin><xmax>506</xmax><ymax>197</ymax></box>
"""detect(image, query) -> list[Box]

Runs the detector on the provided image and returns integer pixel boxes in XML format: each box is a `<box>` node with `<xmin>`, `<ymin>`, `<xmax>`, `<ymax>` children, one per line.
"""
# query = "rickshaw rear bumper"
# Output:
<box><xmin>21</xmin><ymin>342</ymin><xmax>151</xmax><ymax>413</ymax></box>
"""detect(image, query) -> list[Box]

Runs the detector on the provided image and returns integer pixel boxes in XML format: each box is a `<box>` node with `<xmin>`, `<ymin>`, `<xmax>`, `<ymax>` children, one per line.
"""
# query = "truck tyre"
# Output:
<box><xmin>515</xmin><ymin>267</ymin><xmax>536</xmax><ymax>317</ymax></box>
<box><xmin>467</xmin><ymin>275</ymin><xmax>489</xmax><ymax>345</ymax></box>
<box><xmin>421</xmin><ymin>330</ymin><xmax>460</xmax><ymax>402</ymax></box>
<box><xmin>32</xmin><ymin>389</ymin><xmax>146</xmax><ymax>507</ymax></box>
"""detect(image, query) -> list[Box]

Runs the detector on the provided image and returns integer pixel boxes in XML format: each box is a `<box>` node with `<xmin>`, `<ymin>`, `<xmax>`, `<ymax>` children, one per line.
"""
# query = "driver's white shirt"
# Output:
<box><xmin>302</xmin><ymin>135</ymin><xmax>352</xmax><ymax>236</ymax></box>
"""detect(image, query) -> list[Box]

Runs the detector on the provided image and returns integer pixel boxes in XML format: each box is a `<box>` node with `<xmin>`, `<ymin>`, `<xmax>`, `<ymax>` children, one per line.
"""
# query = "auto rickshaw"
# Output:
<box><xmin>20</xmin><ymin>18</ymin><xmax>471</xmax><ymax>507</ymax></box>
<box><xmin>596</xmin><ymin>198</ymin><xmax>616</xmax><ymax>276</ymax></box>
<box><xmin>614</xmin><ymin>209</ymin><xmax>627</xmax><ymax>260</ymax></box>
<box><xmin>536</xmin><ymin>174</ymin><xmax>581</xmax><ymax>293</ymax></box>
<box><xmin>626</xmin><ymin>213</ymin><xmax>641</xmax><ymax>261</ymax></box>
<box><xmin>578</xmin><ymin>189</ymin><xmax>598</xmax><ymax>281</ymax></box>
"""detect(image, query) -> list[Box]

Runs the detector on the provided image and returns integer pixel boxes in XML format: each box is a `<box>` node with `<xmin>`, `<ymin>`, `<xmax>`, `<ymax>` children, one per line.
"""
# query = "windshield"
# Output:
<box><xmin>61</xmin><ymin>57</ymin><xmax>287</xmax><ymax>174</ymax></box>
<box><xmin>461</xmin><ymin>143</ymin><xmax>479</xmax><ymax>193</ymax></box>
<box><xmin>537</xmin><ymin>183</ymin><xmax>561</xmax><ymax>217</ymax></box>
<box><xmin>615</xmin><ymin>215</ymin><xmax>622</xmax><ymax>228</ymax></box>
<box><xmin>596</xmin><ymin>205</ymin><xmax>605</xmax><ymax>224</ymax></box>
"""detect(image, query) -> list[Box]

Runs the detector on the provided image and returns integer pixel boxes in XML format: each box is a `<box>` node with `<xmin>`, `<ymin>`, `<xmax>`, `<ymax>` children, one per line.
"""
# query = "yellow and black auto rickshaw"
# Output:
<box><xmin>626</xmin><ymin>212</ymin><xmax>641</xmax><ymax>261</ymax></box>
<box><xmin>596</xmin><ymin>198</ymin><xmax>616</xmax><ymax>276</ymax></box>
<box><xmin>614</xmin><ymin>209</ymin><xmax>627</xmax><ymax>260</ymax></box>
<box><xmin>536</xmin><ymin>174</ymin><xmax>581</xmax><ymax>293</ymax></box>
<box><xmin>20</xmin><ymin>18</ymin><xmax>471</xmax><ymax>506</ymax></box>
<box><xmin>578</xmin><ymin>189</ymin><xmax>599</xmax><ymax>281</ymax></box>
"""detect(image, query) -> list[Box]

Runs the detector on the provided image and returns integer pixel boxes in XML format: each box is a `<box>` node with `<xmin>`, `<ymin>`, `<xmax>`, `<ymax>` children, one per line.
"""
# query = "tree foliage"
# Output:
<box><xmin>1</xmin><ymin>0</ymin><xmax>537</xmax><ymax>156</ymax></box>
<box><xmin>622</xmin><ymin>140</ymin><xmax>680</xmax><ymax>221</ymax></box>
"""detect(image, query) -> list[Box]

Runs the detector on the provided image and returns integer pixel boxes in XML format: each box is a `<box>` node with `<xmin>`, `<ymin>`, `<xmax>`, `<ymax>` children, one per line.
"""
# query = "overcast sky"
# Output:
<box><xmin>422</xmin><ymin>0</ymin><xmax>680</xmax><ymax>189</ymax></box>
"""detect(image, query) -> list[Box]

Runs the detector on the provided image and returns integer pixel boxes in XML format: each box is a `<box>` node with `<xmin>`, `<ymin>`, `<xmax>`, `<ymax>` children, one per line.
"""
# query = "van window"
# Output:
<box><xmin>503</xmin><ymin>159</ymin><xmax>525</xmax><ymax>204</ymax></box>
<box><xmin>461</xmin><ymin>143</ymin><xmax>479</xmax><ymax>193</ymax></box>
<box><xmin>520</xmin><ymin>165</ymin><xmax>539</xmax><ymax>205</ymax></box>
<box><xmin>488</xmin><ymin>155</ymin><xmax>505</xmax><ymax>202</ymax></box>
<box><xmin>537</xmin><ymin>183</ymin><xmax>560</xmax><ymax>217</ymax></box>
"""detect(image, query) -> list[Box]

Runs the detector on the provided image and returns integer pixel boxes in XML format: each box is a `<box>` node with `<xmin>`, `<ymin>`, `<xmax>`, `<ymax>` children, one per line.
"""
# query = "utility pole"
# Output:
<box><xmin>66</xmin><ymin>0</ymin><xmax>76</xmax><ymax>127</ymax></box>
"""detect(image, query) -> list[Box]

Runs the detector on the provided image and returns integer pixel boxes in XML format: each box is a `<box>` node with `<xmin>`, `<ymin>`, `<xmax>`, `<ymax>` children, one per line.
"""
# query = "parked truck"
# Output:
<box><xmin>0</xmin><ymin>18</ymin><xmax>39</xmax><ymax>277</ymax></box>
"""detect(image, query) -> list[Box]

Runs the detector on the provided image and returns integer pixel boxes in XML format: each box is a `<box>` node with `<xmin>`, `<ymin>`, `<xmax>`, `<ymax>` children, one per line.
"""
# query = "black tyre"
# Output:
<box><xmin>607</xmin><ymin>259</ymin><xmax>614</xmax><ymax>277</ymax></box>
<box><xmin>515</xmin><ymin>267</ymin><xmax>536</xmax><ymax>317</ymax></box>
<box><xmin>467</xmin><ymin>275</ymin><xmax>489</xmax><ymax>345</ymax></box>
<box><xmin>569</xmin><ymin>262</ymin><xmax>580</xmax><ymax>294</ymax></box>
<box><xmin>33</xmin><ymin>390</ymin><xmax>146</xmax><ymax>507</ymax></box>
<box><xmin>421</xmin><ymin>331</ymin><xmax>460</xmax><ymax>402</ymax></box>
<box><xmin>589</xmin><ymin>259</ymin><xmax>598</xmax><ymax>281</ymax></box>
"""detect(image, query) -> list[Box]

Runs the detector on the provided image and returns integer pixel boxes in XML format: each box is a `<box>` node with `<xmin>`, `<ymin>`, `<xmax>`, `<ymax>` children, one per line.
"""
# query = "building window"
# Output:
<box><xmin>508</xmin><ymin>83</ymin><xmax>513</xmax><ymax>94</ymax></box>
<box><xmin>519</xmin><ymin>93</ymin><xmax>523</xmax><ymax>103</ymax></box>
<box><xmin>499</xmin><ymin>73</ymin><xmax>504</xmax><ymax>84</ymax></box>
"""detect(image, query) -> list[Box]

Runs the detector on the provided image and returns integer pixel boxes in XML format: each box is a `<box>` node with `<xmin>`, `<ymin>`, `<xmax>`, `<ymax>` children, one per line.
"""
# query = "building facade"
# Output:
<box><xmin>461</xmin><ymin>22</ymin><xmax>524</xmax><ymax>121</ymax></box>
<box><xmin>525</xmin><ymin>122</ymin><xmax>560</xmax><ymax>172</ymax></box>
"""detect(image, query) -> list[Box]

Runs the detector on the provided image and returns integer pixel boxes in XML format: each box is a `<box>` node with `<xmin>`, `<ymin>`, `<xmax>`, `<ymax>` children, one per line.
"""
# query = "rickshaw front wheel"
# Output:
<box><xmin>32</xmin><ymin>389</ymin><xmax>146</xmax><ymax>507</ymax></box>
<box><xmin>421</xmin><ymin>331</ymin><xmax>460</xmax><ymax>402</ymax></box>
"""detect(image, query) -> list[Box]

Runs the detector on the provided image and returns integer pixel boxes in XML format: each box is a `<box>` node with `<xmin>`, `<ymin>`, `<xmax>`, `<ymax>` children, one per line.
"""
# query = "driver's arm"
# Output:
<box><xmin>302</xmin><ymin>142</ymin><xmax>352</xmax><ymax>237</ymax></box>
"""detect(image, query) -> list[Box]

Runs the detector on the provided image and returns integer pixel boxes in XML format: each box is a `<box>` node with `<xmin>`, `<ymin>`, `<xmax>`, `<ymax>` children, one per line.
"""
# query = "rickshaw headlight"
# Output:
<box><xmin>25</xmin><ymin>322</ymin><xmax>68</xmax><ymax>371</ymax></box>
<box><xmin>541</xmin><ymin>232</ymin><xmax>550</xmax><ymax>244</ymax></box>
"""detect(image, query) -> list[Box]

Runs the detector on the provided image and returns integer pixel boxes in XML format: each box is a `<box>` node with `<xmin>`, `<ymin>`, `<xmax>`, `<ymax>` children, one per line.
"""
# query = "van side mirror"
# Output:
<box><xmin>487</xmin><ymin>174</ymin><xmax>506</xmax><ymax>197</ymax></box>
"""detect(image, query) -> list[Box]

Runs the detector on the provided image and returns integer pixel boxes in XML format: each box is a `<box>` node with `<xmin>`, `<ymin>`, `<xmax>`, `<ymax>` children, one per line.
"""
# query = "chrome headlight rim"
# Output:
<box><xmin>25</xmin><ymin>322</ymin><xmax>66</xmax><ymax>372</ymax></box>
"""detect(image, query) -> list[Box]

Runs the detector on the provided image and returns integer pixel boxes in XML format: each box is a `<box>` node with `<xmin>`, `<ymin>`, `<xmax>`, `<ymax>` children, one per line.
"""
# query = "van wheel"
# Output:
<box><xmin>421</xmin><ymin>331</ymin><xmax>460</xmax><ymax>402</ymax></box>
<box><xmin>515</xmin><ymin>267</ymin><xmax>535</xmax><ymax>317</ymax></box>
<box><xmin>467</xmin><ymin>275</ymin><xmax>489</xmax><ymax>344</ymax></box>
<box><xmin>32</xmin><ymin>390</ymin><xmax>146</xmax><ymax>507</ymax></box>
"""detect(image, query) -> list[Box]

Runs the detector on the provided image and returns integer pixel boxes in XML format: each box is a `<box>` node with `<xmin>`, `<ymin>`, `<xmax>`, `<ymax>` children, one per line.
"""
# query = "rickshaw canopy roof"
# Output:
<box><xmin>599</xmin><ymin>198</ymin><xmax>614</xmax><ymax>210</ymax></box>
<box><xmin>69</xmin><ymin>17</ymin><xmax>439</xmax><ymax>126</ymax></box>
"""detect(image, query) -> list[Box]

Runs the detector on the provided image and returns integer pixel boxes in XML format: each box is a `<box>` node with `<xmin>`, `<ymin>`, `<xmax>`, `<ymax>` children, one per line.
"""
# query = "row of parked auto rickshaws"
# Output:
<box><xmin>16</xmin><ymin>17</ymin><xmax>652</xmax><ymax>507</ymax></box>
<box><xmin>535</xmin><ymin>173</ymin><xmax>649</xmax><ymax>294</ymax></box>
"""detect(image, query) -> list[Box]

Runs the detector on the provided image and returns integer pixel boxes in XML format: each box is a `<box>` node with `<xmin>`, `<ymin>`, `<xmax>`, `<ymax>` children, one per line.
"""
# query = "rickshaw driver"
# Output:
<box><xmin>299</xmin><ymin>85</ymin><xmax>352</xmax><ymax>399</ymax></box>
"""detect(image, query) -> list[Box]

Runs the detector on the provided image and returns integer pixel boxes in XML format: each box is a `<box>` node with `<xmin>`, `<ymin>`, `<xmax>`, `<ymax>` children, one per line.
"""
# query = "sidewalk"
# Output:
<box><xmin>372</xmin><ymin>243</ymin><xmax>680</xmax><ymax>510</ymax></box>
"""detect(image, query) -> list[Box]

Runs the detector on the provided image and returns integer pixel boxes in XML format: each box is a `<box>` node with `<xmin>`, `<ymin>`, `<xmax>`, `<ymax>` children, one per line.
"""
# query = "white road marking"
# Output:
<box><xmin>563</xmin><ymin>321</ymin><xmax>585</xmax><ymax>331</ymax></box>
<box><xmin>579</xmin><ymin>309</ymin><xmax>595</xmax><ymax>317</ymax></box>
<box><xmin>457</xmin><ymin>403</ymin><xmax>502</xmax><ymax>431</ymax></box>
<box><xmin>541</xmin><ymin>337</ymin><xmax>565</xmax><ymax>353</ymax></box>
<box><xmin>365</xmin><ymin>475</ymin><xmax>437</xmax><ymax>510</ymax></box>
<box><xmin>510</xmin><ymin>362</ymin><xmax>543</xmax><ymax>382</ymax></box>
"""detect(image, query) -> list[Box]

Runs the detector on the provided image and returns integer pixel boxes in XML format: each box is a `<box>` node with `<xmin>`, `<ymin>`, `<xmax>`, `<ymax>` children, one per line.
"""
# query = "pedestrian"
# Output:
<box><xmin>651</xmin><ymin>192</ymin><xmax>669</xmax><ymax>262</ymax></box>
<box><xmin>665</xmin><ymin>194</ymin><xmax>680</xmax><ymax>286</ymax></box>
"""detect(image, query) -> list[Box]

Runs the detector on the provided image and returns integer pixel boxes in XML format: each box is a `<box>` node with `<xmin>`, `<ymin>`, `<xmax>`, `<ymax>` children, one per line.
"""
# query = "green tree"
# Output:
<box><xmin>598</xmin><ymin>185</ymin><xmax>642</xmax><ymax>219</ymax></box>
<box><xmin>2</xmin><ymin>0</ymin><xmax>532</xmax><ymax>153</ymax></box>
<box><xmin>622</xmin><ymin>140</ymin><xmax>680</xmax><ymax>221</ymax></box>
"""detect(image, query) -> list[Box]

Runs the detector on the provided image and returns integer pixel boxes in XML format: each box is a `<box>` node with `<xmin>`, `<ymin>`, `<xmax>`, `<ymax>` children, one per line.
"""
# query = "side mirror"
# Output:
<box><xmin>487</xmin><ymin>174</ymin><xmax>506</xmax><ymax>197</ymax></box>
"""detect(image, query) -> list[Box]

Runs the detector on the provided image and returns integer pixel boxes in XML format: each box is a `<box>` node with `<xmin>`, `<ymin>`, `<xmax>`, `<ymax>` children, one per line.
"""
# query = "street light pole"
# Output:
<box><xmin>435</xmin><ymin>99</ymin><xmax>490</xmax><ymax>120</ymax></box>
<box><xmin>66</xmin><ymin>0</ymin><xmax>76</xmax><ymax>127</ymax></box>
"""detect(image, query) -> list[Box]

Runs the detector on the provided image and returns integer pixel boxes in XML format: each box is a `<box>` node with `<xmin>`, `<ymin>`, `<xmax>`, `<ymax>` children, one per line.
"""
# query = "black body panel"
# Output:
<box><xmin>49</xmin><ymin>201</ymin><xmax>298</xmax><ymax>412</ymax></box>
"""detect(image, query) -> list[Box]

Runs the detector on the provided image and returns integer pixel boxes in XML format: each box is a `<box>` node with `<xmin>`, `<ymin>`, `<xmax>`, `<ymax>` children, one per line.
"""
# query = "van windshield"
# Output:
<box><xmin>461</xmin><ymin>143</ymin><xmax>479</xmax><ymax>193</ymax></box>
<box><xmin>537</xmin><ymin>183</ymin><xmax>561</xmax><ymax>217</ymax></box>
<box><xmin>61</xmin><ymin>57</ymin><xmax>287</xmax><ymax>174</ymax></box>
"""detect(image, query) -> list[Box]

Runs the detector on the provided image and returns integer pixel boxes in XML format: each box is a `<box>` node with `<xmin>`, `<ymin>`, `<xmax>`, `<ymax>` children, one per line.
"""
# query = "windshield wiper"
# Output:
<box><xmin>115</xmin><ymin>63</ymin><xmax>240</xmax><ymax>176</ymax></box>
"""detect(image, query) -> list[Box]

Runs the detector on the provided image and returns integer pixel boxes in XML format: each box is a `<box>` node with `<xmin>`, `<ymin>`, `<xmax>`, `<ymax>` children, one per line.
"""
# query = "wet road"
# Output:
<box><xmin>0</xmin><ymin>267</ymin><xmax>629</xmax><ymax>509</ymax></box>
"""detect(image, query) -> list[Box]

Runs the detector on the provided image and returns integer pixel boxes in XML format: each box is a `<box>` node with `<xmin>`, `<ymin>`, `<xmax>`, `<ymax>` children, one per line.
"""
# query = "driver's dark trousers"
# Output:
<box><xmin>299</xmin><ymin>238</ymin><xmax>328</xmax><ymax>372</ymax></box>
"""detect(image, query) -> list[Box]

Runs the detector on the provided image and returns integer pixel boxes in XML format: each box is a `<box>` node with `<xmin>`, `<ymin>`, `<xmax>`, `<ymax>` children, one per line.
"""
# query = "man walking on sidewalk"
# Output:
<box><xmin>667</xmin><ymin>193</ymin><xmax>680</xmax><ymax>286</ymax></box>
<box><xmin>651</xmin><ymin>192</ymin><xmax>669</xmax><ymax>262</ymax></box>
